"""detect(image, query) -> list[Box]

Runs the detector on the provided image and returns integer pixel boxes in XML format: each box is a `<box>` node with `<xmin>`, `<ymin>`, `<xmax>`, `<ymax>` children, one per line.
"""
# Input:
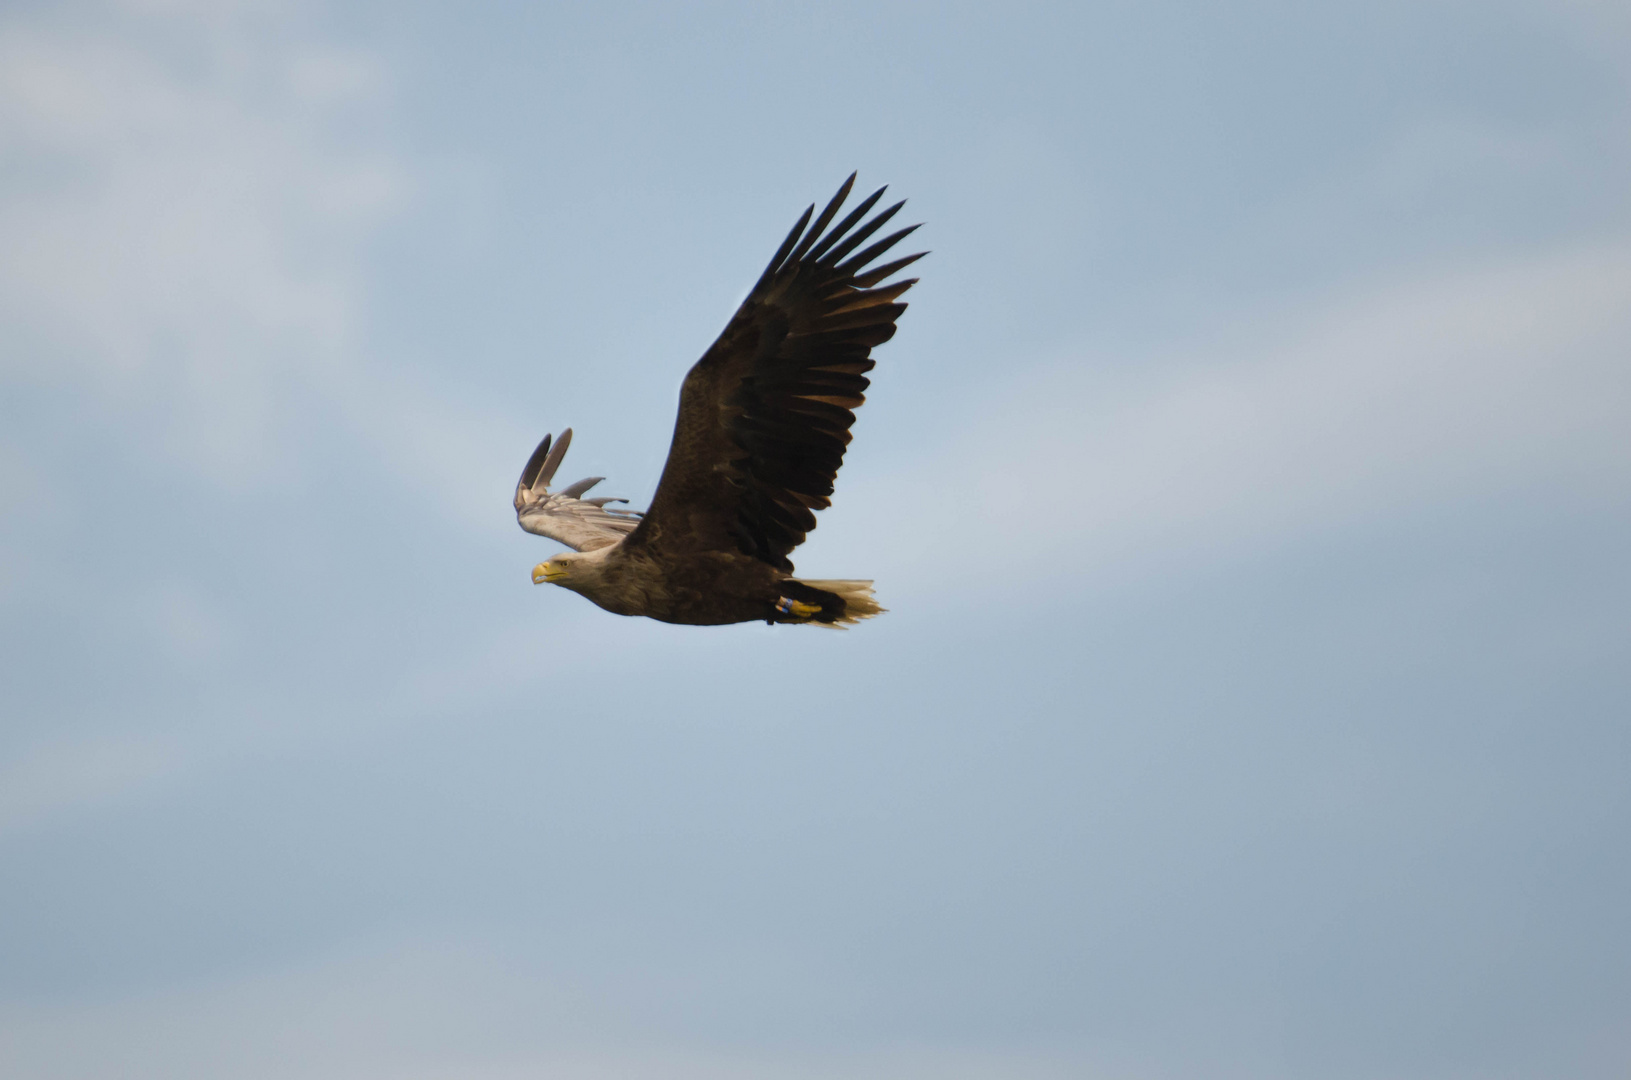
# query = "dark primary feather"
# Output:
<box><xmin>520</xmin><ymin>427</ymin><xmax>573</xmax><ymax>493</ymax></box>
<box><xmin>627</xmin><ymin>175</ymin><xmax>924</xmax><ymax>571</ymax></box>
<box><xmin>517</xmin><ymin>432</ymin><xmax>554</xmax><ymax>492</ymax></box>
<box><xmin>557</xmin><ymin>476</ymin><xmax>604</xmax><ymax>499</ymax></box>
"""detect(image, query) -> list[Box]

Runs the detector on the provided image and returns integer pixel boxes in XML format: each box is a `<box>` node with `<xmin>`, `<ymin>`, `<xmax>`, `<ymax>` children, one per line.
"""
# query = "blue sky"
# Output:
<box><xmin>1</xmin><ymin>1</ymin><xmax>1628</xmax><ymax>1077</ymax></box>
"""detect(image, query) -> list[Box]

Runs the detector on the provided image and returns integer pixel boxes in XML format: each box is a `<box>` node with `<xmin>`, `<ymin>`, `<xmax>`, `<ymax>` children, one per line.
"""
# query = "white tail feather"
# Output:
<box><xmin>790</xmin><ymin>579</ymin><xmax>884</xmax><ymax>625</ymax></box>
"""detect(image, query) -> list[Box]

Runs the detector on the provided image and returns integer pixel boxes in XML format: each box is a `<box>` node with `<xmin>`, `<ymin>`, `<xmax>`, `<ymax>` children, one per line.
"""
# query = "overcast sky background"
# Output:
<box><xmin>2</xmin><ymin>1</ymin><xmax>1629</xmax><ymax>1077</ymax></box>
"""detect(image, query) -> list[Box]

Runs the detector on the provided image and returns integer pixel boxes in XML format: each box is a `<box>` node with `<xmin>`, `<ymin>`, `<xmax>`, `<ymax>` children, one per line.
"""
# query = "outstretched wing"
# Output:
<box><xmin>625</xmin><ymin>174</ymin><xmax>923</xmax><ymax>572</ymax></box>
<box><xmin>513</xmin><ymin>428</ymin><xmax>642</xmax><ymax>552</ymax></box>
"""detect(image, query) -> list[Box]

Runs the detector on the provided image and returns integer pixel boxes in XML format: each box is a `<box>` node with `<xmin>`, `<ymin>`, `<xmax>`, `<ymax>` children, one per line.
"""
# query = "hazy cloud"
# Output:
<box><xmin>843</xmin><ymin>240</ymin><xmax>1631</xmax><ymax>599</ymax></box>
<box><xmin>0</xmin><ymin>1</ymin><xmax>403</xmax><ymax>476</ymax></box>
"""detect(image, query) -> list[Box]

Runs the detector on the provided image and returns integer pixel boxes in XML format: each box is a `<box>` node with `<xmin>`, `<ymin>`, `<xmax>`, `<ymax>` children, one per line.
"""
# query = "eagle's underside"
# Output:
<box><xmin>555</xmin><ymin>547</ymin><xmax>881</xmax><ymax>627</ymax></box>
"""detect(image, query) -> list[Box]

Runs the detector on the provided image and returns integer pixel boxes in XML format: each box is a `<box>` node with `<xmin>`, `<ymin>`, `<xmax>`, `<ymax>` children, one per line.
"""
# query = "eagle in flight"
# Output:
<box><xmin>513</xmin><ymin>174</ymin><xmax>923</xmax><ymax>627</ymax></box>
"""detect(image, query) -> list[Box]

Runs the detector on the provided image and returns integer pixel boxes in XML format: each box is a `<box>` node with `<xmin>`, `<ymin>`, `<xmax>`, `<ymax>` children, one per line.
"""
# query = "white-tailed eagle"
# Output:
<box><xmin>513</xmin><ymin>175</ymin><xmax>922</xmax><ymax>626</ymax></box>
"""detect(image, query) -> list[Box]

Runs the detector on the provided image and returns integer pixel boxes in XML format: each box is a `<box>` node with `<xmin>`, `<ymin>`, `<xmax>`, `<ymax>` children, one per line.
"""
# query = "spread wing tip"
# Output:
<box><xmin>517</xmin><ymin>432</ymin><xmax>553</xmax><ymax>492</ymax></box>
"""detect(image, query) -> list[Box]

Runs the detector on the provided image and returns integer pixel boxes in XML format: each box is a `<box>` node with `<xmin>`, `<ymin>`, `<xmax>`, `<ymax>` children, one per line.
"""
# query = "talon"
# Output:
<box><xmin>775</xmin><ymin>597</ymin><xmax>821</xmax><ymax>618</ymax></box>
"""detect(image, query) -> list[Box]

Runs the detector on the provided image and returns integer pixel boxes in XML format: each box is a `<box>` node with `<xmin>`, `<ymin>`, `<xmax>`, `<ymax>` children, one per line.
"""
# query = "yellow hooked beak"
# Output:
<box><xmin>532</xmin><ymin>560</ymin><xmax>567</xmax><ymax>585</ymax></box>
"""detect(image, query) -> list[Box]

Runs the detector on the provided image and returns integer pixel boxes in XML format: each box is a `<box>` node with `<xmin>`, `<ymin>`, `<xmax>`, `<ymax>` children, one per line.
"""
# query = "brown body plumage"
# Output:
<box><xmin>514</xmin><ymin>175</ymin><xmax>922</xmax><ymax>626</ymax></box>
